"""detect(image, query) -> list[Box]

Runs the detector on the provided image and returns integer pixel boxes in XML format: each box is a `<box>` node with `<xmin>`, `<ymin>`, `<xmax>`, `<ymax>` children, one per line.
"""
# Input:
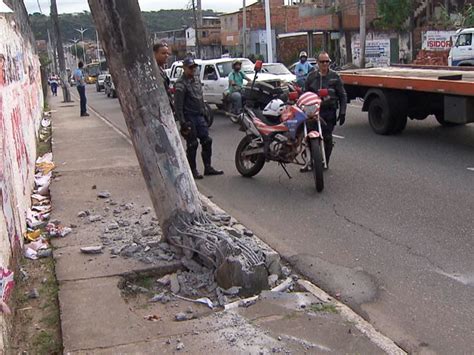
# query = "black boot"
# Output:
<box><xmin>204</xmin><ymin>166</ymin><xmax>223</xmax><ymax>176</ymax></box>
<box><xmin>192</xmin><ymin>170</ymin><xmax>203</xmax><ymax>179</ymax></box>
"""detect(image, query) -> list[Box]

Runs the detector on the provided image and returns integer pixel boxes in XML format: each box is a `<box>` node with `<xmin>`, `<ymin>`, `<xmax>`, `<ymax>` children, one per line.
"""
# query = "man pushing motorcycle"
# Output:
<box><xmin>304</xmin><ymin>51</ymin><xmax>347</xmax><ymax>170</ymax></box>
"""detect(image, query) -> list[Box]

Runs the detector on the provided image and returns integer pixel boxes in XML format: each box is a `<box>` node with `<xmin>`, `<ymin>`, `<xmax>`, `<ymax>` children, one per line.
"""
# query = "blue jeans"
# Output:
<box><xmin>77</xmin><ymin>85</ymin><xmax>87</xmax><ymax>115</ymax></box>
<box><xmin>230</xmin><ymin>91</ymin><xmax>242</xmax><ymax>114</ymax></box>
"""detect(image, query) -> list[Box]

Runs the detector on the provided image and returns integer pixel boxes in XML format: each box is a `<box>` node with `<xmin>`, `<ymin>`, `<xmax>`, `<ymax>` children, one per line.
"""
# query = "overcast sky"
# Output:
<box><xmin>24</xmin><ymin>0</ymin><xmax>259</xmax><ymax>14</ymax></box>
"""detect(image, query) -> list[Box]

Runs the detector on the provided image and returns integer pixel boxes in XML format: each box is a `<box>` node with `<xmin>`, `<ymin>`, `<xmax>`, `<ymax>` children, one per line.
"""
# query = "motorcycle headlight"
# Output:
<box><xmin>302</xmin><ymin>104</ymin><xmax>319</xmax><ymax>117</ymax></box>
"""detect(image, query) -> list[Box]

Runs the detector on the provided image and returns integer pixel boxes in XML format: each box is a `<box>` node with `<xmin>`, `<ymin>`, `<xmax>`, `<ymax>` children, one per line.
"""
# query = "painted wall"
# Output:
<box><xmin>0</xmin><ymin>11</ymin><xmax>43</xmax><ymax>350</ymax></box>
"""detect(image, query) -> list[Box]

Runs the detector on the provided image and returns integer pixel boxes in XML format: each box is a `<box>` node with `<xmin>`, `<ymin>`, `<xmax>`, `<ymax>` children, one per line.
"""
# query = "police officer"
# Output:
<box><xmin>174</xmin><ymin>58</ymin><xmax>223</xmax><ymax>179</ymax></box>
<box><xmin>305</xmin><ymin>51</ymin><xmax>347</xmax><ymax>168</ymax></box>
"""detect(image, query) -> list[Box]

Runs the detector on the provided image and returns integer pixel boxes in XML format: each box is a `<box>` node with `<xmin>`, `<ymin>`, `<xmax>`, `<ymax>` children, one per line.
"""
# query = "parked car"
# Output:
<box><xmin>96</xmin><ymin>73</ymin><xmax>107</xmax><ymax>92</ymax></box>
<box><xmin>104</xmin><ymin>74</ymin><xmax>117</xmax><ymax>98</ymax></box>
<box><xmin>262</xmin><ymin>63</ymin><xmax>296</xmax><ymax>84</ymax></box>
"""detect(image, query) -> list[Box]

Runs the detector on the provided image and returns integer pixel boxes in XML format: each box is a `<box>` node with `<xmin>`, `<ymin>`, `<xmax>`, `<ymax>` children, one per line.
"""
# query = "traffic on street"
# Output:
<box><xmin>81</xmin><ymin>83</ymin><xmax>474</xmax><ymax>354</ymax></box>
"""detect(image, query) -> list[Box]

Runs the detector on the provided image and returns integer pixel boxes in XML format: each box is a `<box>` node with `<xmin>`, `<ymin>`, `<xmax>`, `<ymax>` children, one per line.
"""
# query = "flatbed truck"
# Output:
<box><xmin>340</xmin><ymin>65</ymin><xmax>474</xmax><ymax>135</ymax></box>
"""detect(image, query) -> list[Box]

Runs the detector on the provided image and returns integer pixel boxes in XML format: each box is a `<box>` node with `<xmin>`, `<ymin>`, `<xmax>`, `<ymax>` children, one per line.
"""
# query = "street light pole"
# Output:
<box><xmin>264</xmin><ymin>0</ymin><xmax>274</xmax><ymax>62</ymax></box>
<box><xmin>242</xmin><ymin>0</ymin><xmax>247</xmax><ymax>57</ymax></box>
<box><xmin>75</xmin><ymin>26</ymin><xmax>88</xmax><ymax>64</ymax></box>
<box><xmin>96</xmin><ymin>30</ymin><xmax>100</xmax><ymax>62</ymax></box>
<box><xmin>71</xmin><ymin>38</ymin><xmax>79</xmax><ymax>68</ymax></box>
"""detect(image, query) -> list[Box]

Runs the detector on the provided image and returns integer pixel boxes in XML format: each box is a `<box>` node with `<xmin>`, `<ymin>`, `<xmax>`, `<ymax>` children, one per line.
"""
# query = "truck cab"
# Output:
<box><xmin>448</xmin><ymin>28</ymin><xmax>474</xmax><ymax>66</ymax></box>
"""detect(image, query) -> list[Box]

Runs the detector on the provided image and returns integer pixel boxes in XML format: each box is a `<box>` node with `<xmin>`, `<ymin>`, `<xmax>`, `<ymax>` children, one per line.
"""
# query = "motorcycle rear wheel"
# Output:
<box><xmin>310</xmin><ymin>140</ymin><xmax>324</xmax><ymax>192</ymax></box>
<box><xmin>204</xmin><ymin>103</ymin><xmax>214</xmax><ymax>128</ymax></box>
<box><xmin>235</xmin><ymin>135</ymin><xmax>265</xmax><ymax>177</ymax></box>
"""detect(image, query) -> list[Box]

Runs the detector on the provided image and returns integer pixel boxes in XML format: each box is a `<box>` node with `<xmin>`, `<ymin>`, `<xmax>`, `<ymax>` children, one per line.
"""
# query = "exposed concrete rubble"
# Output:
<box><xmin>74</xmin><ymin>192</ymin><xmax>282</xmax><ymax>296</ymax></box>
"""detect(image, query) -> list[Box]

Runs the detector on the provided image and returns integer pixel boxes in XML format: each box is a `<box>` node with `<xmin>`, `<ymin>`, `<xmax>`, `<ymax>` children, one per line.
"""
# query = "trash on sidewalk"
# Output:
<box><xmin>173</xmin><ymin>294</ymin><xmax>214</xmax><ymax>309</ymax></box>
<box><xmin>24</xmin><ymin>229</ymin><xmax>42</xmax><ymax>242</ymax></box>
<box><xmin>144</xmin><ymin>314</ymin><xmax>160</xmax><ymax>322</ymax></box>
<box><xmin>24</xmin><ymin>238</ymin><xmax>51</xmax><ymax>260</ymax></box>
<box><xmin>46</xmin><ymin>223</ymin><xmax>72</xmax><ymax>238</ymax></box>
<box><xmin>80</xmin><ymin>246</ymin><xmax>103</xmax><ymax>254</ymax></box>
<box><xmin>0</xmin><ymin>267</ymin><xmax>14</xmax><ymax>314</ymax></box>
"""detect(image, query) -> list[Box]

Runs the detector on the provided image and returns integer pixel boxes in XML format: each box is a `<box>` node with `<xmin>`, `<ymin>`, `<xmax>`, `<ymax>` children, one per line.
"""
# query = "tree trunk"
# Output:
<box><xmin>50</xmin><ymin>0</ymin><xmax>71</xmax><ymax>102</ymax></box>
<box><xmin>87</xmin><ymin>0</ymin><xmax>203</xmax><ymax>238</ymax></box>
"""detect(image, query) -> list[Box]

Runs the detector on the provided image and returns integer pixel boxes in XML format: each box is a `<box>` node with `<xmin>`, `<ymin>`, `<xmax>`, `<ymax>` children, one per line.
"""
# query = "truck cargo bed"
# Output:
<box><xmin>340</xmin><ymin>67</ymin><xmax>474</xmax><ymax>96</ymax></box>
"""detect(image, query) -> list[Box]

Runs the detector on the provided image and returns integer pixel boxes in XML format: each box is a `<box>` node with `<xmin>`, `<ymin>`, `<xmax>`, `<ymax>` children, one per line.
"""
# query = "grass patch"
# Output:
<box><xmin>134</xmin><ymin>275</ymin><xmax>155</xmax><ymax>291</ymax></box>
<box><xmin>309</xmin><ymin>303</ymin><xmax>339</xmax><ymax>314</ymax></box>
<box><xmin>32</xmin><ymin>330</ymin><xmax>61</xmax><ymax>355</ymax></box>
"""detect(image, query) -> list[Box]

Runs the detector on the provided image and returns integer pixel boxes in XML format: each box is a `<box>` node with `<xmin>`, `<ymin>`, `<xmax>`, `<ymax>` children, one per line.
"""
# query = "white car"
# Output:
<box><xmin>262</xmin><ymin>63</ymin><xmax>296</xmax><ymax>84</ymax></box>
<box><xmin>169</xmin><ymin>58</ymin><xmax>286</xmax><ymax>106</ymax></box>
<box><xmin>95</xmin><ymin>73</ymin><xmax>107</xmax><ymax>92</ymax></box>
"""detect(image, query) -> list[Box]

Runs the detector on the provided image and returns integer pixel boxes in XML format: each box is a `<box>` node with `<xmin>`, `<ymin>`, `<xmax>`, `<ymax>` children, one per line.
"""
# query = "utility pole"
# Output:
<box><xmin>264</xmin><ymin>0</ymin><xmax>274</xmax><ymax>62</ymax></box>
<box><xmin>47</xmin><ymin>29</ymin><xmax>56</xmax><ymax>74</ymax></box>
<box><xmin>96</xmin><ymin>30</ymin><xmax>101</xmax><ymax>63</ymax></box>
<box><xmin>192</xmin><ymin>0</ymin><xmax>201</xmax><ymax>58</ymax></box>
<box><xmin>359</xmin><ymin>0</ymin><xmax>366</xmax><ymax>68</ymax></box>
<box><xmin>88</xmin><ymin>0</ymin><xmax>268</xmax><ymax>295</ymax></box>
<box><xmin>50</xmin><ymin>0</ymin><xmax>71</xmax><ymax>102</ymax></box>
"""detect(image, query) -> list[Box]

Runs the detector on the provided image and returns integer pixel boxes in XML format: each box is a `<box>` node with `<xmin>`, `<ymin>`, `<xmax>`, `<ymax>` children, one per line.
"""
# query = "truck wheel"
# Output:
<box><xmin>392</xmin><ymin>114</ymin><xmax>407</xmax><ymax>134</ymax></box>
<box><xmin>368</xmin><ymin>97</ymin><xmax>395</xmax><ymax>135</ymax></box>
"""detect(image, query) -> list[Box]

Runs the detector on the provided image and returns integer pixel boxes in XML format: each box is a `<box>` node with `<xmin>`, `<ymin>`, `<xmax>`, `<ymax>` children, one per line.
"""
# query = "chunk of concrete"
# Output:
<box><xmin>216</xmin><ymin>256</ymin><xmax>269</xmax><ymax>297</ymax></box>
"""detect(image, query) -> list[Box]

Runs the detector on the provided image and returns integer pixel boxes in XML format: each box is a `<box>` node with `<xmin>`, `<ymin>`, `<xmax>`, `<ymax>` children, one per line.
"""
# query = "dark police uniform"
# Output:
<box><xmin>174</xmin><ymin>64</ymin><xmax>213</xmax><ymax>176</ymax></box>
<box><xmin>305</xmin><ymin>69</ymin><xmax>347</xmax><ymax>164</ymax></box>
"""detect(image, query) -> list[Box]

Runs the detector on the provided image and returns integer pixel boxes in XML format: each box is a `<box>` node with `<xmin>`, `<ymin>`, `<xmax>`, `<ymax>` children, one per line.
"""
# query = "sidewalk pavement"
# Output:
<box><xmin>49</xmin><ymin>94</ymin><xmax>401</xmax><ymax>354</ymax></box>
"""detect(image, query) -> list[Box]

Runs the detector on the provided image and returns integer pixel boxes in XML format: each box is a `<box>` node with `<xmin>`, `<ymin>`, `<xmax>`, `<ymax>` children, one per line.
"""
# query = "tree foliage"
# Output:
<box><xmin>29</xmin><ymin>9</ymin><xmax>218</xmax><ymax>42</ymax></box>
<box><xmin>374</xmin><ymin>0</ymin><xmax>414</xmax><ymax>31</ymax></box>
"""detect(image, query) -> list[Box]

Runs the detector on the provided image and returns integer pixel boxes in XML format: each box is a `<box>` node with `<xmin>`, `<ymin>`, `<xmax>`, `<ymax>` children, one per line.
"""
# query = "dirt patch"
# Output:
<box><xmin>8</xmin><ymin>257</ymin><xmax>62</xmax><ymax>355</ymax></box>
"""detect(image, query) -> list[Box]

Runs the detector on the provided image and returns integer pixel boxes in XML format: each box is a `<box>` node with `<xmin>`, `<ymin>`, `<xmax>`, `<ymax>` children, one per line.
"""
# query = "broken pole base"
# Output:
<box><xmin>216</xmin><ymin>256</ymin><xmax>269</xmax><ymax>297</ymax></box>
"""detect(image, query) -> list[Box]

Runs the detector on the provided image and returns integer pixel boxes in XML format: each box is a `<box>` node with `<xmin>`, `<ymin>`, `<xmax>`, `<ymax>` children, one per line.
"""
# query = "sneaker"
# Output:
<box><xmin>81</xmin><ymin>112</ymin><xmax>90</xmax><ymax>117</ymax></box>
<box><xmin>204</xmin><ymin>167</ymin><xmax>223</xmax><ymax>176</ymax></box>
<box><xmin>192</xmin><ymin>170</ymin><xmax>203</xmax><ymax>180</ymax></box>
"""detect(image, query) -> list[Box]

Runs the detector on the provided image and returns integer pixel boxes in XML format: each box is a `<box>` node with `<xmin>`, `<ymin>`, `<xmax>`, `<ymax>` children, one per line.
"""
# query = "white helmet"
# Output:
<box><xmin>263</xmin><ymin>99</ymin><xmax>285</xmax><ymax>117</ymax></box>
<box><xmin>299</xmin><ymin>51</ymin><xmax>308</xmax><ymax>58</ymax></box>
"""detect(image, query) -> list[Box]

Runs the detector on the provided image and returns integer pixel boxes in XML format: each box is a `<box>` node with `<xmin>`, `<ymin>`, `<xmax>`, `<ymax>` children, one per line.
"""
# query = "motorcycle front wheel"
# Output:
<box><xmin>310</xmin><ymin>139</ymin><xmax>324</xmax><ymax>192</ymax></box>
<box><xmin>235</xmin><ymin>135</ymin><xmax>265</xmax><ymax>177</ymax></box>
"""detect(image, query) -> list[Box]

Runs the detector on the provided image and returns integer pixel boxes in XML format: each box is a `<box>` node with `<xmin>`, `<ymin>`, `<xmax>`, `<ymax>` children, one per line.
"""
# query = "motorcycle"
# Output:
<box><xmin>222</xmin><ymin>72</ymin><xmax>291</xmax><ymax>124</ymax></box>
<box><xmin>235</xmin><ymin>61</ymin><xmax>329</xmax><ymax>192</ymax></box>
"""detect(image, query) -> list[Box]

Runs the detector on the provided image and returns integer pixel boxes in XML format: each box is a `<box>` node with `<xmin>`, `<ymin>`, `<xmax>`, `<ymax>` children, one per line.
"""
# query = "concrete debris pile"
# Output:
<box><xmin>76</xmin><ymin>195</ymin><xmax>180</xmax><ymax>265</ymax></box>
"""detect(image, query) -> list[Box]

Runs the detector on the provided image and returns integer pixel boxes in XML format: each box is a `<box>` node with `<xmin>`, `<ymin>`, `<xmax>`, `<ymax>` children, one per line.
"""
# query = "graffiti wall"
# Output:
<box><xmin>0</xmin><ymin>11</ymin><xmax>43</xmax><ymax>349</ymax></box>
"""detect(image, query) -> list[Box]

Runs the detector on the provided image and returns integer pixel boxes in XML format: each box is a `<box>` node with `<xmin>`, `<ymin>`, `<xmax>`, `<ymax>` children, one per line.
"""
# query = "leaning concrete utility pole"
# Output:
<box><xmin>359</xmin><ymin>0</ymin><xmax>366</xmax><ymax>68</ymax></box>
<box><xmin>50</xmin><ymin>0</ymin><xmax>71</xmax><ymax>102</ymax></box>
<box><xmin>87</xmin><ymin>0</ymin><xmax>267</xmax><ymax>294</ymax></box>
<box><xmin>264</xmin><ymin>0</ymin><xmax>274</xmax><ymax>62</ymax></box>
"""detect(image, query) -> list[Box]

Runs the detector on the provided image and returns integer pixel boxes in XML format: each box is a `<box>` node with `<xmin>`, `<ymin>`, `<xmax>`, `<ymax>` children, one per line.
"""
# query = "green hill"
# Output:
<box><xmin>30</xmin><ymin>9</ymin><xmax>220</xmax><ymax>42</ymax></box>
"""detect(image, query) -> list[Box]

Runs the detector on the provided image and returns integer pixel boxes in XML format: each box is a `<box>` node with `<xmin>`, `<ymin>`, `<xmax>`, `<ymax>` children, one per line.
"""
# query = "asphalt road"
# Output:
<box><xmin>81</xmin><ymin>85</ymin><xmax>474</xmax><ymax>354</ymax></box>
